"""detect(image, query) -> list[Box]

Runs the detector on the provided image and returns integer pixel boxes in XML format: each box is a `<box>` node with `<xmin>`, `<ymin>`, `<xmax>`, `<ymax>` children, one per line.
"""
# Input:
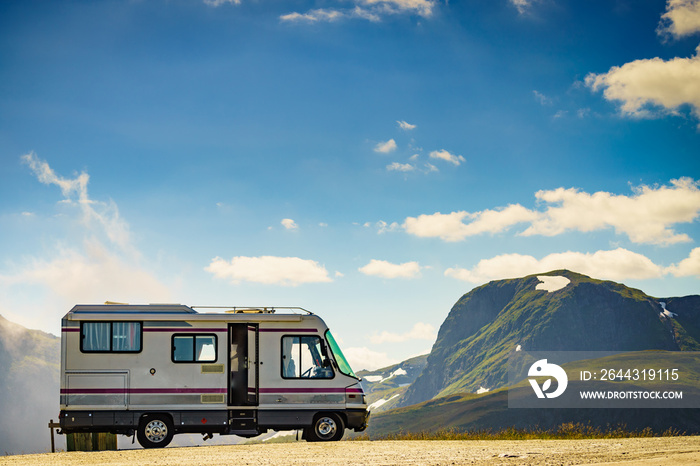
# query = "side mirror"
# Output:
<box><xmin>323</xmin><ymin>358</ymin><xmax>331</xmax><ymax>368</ymax></box>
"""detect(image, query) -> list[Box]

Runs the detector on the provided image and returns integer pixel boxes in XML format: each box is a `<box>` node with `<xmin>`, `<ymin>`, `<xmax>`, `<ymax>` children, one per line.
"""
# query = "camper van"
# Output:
<box><xmin>58</xmin><ymin>304</ymin><xmax>368</xmax><ymax>448</ymax></box>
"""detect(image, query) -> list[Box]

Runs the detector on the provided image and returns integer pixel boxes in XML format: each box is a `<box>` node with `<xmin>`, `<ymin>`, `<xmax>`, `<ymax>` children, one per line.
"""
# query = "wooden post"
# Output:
<box><xmin>48</xmin><ymin>420</ymin><xmax>55</xmax><ymax>453</ymax></box>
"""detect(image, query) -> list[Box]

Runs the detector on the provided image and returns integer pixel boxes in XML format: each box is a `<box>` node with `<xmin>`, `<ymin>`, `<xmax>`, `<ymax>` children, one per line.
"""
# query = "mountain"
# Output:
<box><xmin>401</xmin><ymin>270</ymin><xmax>700</xmax><ymax>407</ymax></box>
<box><xmin>367</xmin><ymin>350</ymin><xmax>700</xmax><ymax>437</ymax></box>
<box><xmin>0</xmin><ymin>315</ymin><xmax>61</xmax><ymax>454</ymax></box>
<box><xmin>356</xmin><ymin>355</ymin><xmax>427</xmax><ymax>413</ymax></box>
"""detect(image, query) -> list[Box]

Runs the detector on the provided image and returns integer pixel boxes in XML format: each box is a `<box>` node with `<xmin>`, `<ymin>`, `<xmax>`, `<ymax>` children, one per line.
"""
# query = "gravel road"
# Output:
<box><xmin>1</xmin><ymin>437</ymin><xmax>699</xmax><ymax>465</ymax></box>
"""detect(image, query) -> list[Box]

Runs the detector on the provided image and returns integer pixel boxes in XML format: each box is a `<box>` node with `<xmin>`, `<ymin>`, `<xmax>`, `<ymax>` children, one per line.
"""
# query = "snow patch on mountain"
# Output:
<box><xmin>536</xmin><ymin>275</ymin><xmax>570</xmax><ymax>293</ymax></box>
<box><xmin>364</xmin><ymin>368</ymin><xmax>408</xmax><ymax>384</ymax></box>
<box><xmin>659</xmin><ymin>302</ymin><xmax>678</xmax><ymax>318</ymax></box>
<box><xmin>369</xmin><ymin>393</ymin><xmax>400</xmax><ymax>411</ymax></box>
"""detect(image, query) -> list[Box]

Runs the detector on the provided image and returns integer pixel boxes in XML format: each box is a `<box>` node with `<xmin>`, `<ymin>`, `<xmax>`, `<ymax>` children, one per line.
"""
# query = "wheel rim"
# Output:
<box><xmin>316</xmin><ymin>417</ymin><xmax>337</xmax><ymax>438</ymax></box>
<box><xmin>145</xmin><ymin>420</ymin><xmax>168</xmax><ymax>443</ymax></box>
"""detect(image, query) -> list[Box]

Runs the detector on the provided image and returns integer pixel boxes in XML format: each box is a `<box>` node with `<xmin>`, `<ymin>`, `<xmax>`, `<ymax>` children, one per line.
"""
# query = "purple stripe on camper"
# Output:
<box><xmin>61</xmin><ymin>387</ymin><xmax>227</xmax><ymax>395</ymax></box>
<box><xmin>258</xmin><ymin>328</ymin><xmax>318</xmax><ymax>333</ymax></box>
<box><xmin>61</xmin><ymin>328</ymin><xmax>80</xmax><ymax>332</ymax></box>
<box><xmin>143</xmin><ymin>328</ymin><xmax>227</xmax><ymax>332</ymax></box>
<box><xmin>259</xmin><ymin>387</ymin><xmax>347</xmax><ymax>394</ymax></box>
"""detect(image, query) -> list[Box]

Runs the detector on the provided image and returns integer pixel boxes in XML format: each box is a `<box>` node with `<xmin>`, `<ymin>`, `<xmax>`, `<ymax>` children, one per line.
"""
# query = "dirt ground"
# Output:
<box><xmin>1</xmin><ymin>437</ymin><xmax>699</xmax><ymax>465</ymax></box>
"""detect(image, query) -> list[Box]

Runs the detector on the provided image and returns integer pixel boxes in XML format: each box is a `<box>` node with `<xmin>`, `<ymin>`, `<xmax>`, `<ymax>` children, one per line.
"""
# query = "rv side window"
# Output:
<box><xmin>81</xmin><ymin>321</ymin><xmax>142</xmax><ymax>353</ymax></box>
<box><xmin>172</xmin><ymin>334</ymin><xmax>217</xmax><ymax>363</ymax></box>
<box><xmin>281</xmin><ymin>335</ymin><xmax>334</xmax><ymax>379</ymax></box>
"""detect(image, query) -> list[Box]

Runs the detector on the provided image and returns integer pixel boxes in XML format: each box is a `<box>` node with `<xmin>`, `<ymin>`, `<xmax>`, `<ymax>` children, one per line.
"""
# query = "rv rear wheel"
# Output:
<box><xmin>137</xmin><ymin>414</ymin><xmax>174</xmax><ymax>449</ymax></box>
<box><xmin>305</xmin><ymin>413</ymin><xmax>345</xmax><ymax>442</ymax></box>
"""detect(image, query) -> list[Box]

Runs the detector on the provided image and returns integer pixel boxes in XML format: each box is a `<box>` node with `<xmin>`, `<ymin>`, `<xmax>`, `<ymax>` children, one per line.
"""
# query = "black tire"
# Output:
<box><xmin>137</xmin><ymin>414</ymin><xmax>174</xmax><ymax>449</ymax></box>
<box><xmin>305</xmin><ymin>413</ymin><xmax>345</xmax><ymax>442</ymax></box>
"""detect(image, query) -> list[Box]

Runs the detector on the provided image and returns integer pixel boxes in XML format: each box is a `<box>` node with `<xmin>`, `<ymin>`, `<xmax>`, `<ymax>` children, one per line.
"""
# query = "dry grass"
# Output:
<box><xmin>353</xmin><ymin>422</ymin><xmax>685</xmax><ymax>441</ymax></box>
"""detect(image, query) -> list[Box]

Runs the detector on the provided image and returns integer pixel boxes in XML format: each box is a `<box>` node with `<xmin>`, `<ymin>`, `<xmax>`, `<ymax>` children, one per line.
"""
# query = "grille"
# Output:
<box><xmin>201</xmin><ymin>394</ymin><xmax>226</xmax><ymax>404</ymax></box>
<box><xmin>201</xmin><ymin>364</ymin><xmax>225</xmax><ymax>374</ymax></box>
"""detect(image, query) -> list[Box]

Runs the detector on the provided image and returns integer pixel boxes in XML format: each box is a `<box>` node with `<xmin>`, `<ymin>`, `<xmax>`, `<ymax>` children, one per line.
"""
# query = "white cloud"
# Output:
<box><xmin>666</xmin><ymin>247</ymin><xmax>700</xmax><ymax>277</ymax></box>
<box><xmin>387</xmin><ymin>162</ymin><xmax>415</xmax><ymax>172</ymax></box>
<box><xmin>577</xmin><ymin>108</ymin><xmax>591</xmax><ymax>118</ymax></box>
<box><xmin>533</xmin><ymin>90</ymin><xmax>551</xmax><ymax>105</ymax></box>
<box><xmin>375</xmin><ymin>220</ymin><xmax>401</xmax><ymax>234</ymax></box>
<box><xmin>374</xmin><ymin>139</ymin><xmax>398</xmax><ymax>153</ymax></box>
<box><xmin>0</xmin><ymin>240</ymin><xmax>171</xmax><ymax>305</ymax></box>
<box><xmin>369</xmin><ymin>322</ymin><xmax>436</xmax><ymax>344</ymax></box>
<box><xmin>343</xmin><ymin>346</ymin><xmax>398</xmax><ymax>372</ymax></box>
<box><xmin>523</xmin><ymin>178</ymin><xmax>700</xmax><ymax>245</ymax></box>
<box><xmin>352</xmin><ymin>6</ymin><xmax>382</xmax><ymax>21</ymax></box>
<box><xmin>403</xmin><ymin>179</ymin><xmax>700</xmax><ymax>245</ymax></box>
<box><xmin>397</xmin><ymin>120</ymin><xmax>417</xmax><ymax>130</ymax></box>
<box><xmin>2</xmin><ymin>154</ymin><xmax>173</xmax><ymax>333</ymax></box>
<box><xmin>21</xmin><ymin>152</ymin><xmax>134</xmax><ymax>255</ymax></box>
<box><xmin>445</xmin><ymin>248</ymin><xmax>665</xmax><ymax>284</ymax></box>
<box><xmin>280</xmin><ymin>8</ymin><xmax>345</xmax><ymax>23</ymax></box>
<box><xmin>429</xmin><ymin>149</ymin><xmax>465</xmax><ymax>166</ymax></box>
<box><xmin>203</xmin><ymin>0</ymin><xmax>241</xmax><ymax>6</ymax></box>
<box><xmin>404</xmin><ymin>211</ymin><xmax>470</xmax><ymax>242</ymax></box>
<box><xmin>281</xmin><ymin>218</ymin><xmax>298</xmax><ymax>230</ymax></box>
<box><xmin>359</xmin><ymin>259</ymin><xmax>421</xmax><ymax>279</ymax></box>
<box><xmin>510</xmin><ymin>0</ymin><xmax>537</xmax><ymax>14</ymax></box>
<box><xmin>586</xmin><ymin>45</ymin><xmax>700</xmax><ymax>121</ymax></box>
<box><xmin>281</xmin><ymin>0</ymin><xmax>435</xmax><ymax>23</ymax></box>
<box><xmin>424</xmin><ymin>162</ymin><xmax>438</xmax><ymax>173</ymax></box>
<box><xmin>206</xmin><ymin>256</ymin><xmax>332</xmax><ymax>286</ymax></box>
<box><xmin>362</xmin><ymin>0</ymin><xmax>435</xmax><ymax>17</ymax></box>
<box><xmin>403</xmin><ymin>205</ymin><xmax>537</xmax><ymax>242</ymax></box>
<box><xmin>658</xmin><ymin>0</ymin><xmax>700</xmax><ymax>38</ymax></box>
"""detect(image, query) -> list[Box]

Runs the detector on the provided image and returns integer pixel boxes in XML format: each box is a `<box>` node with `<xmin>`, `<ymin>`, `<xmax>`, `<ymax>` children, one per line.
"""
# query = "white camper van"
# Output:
<box><xmin>58</xmin><ymin>304</ymin><xmax>368</xmax><ymax>448</ymax></box>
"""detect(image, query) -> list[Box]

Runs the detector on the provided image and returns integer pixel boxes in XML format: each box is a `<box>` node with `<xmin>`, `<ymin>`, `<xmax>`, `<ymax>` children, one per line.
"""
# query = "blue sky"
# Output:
<box><xmin>1</xmin><ymin>0</ymin><xmax>699</xmax><ymax>370</ymax></box>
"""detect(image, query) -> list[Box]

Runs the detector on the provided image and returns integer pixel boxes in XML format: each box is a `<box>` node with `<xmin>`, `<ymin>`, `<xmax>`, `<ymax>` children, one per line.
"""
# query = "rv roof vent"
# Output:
<box><xmin>229</xmin><ymin>308</ymin><xmax>275</xmax><ymax>314</ymax></box>
<box><xmin>192</xmin><ymin>306</ymin><xmax>312</xmax><ymax>315</ymax></box>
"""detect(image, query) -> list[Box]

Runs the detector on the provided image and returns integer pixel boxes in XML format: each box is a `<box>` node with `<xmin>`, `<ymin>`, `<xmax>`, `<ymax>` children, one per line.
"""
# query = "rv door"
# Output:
<box><xmin>246</xmin><ymin>324</ymin><xmax>259</xmax><ymax>405</ymax></box>
<box><xmin>228</xmin><ymin>323</ymin><xmax>259</xmax><ymax>407</ymax></box>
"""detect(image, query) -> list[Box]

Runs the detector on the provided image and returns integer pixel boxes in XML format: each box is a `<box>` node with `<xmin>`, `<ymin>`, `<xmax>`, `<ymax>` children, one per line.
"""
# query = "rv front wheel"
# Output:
<box><xmin>137</xmin><ymin>414</ymin><xmax>174</xmax><ymax>449</ymax></box>
<box><xmin>306</xmin><ymin>413</ymin><xmax>344</xmax><ymax>442</ymax></box>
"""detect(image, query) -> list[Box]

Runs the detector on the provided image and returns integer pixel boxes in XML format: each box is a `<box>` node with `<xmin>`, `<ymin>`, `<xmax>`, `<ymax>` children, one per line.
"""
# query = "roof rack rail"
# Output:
<box><xmin>191</xmin><ymin>306</ymin><xmax>313</xmax><ymax>315</ymax></box>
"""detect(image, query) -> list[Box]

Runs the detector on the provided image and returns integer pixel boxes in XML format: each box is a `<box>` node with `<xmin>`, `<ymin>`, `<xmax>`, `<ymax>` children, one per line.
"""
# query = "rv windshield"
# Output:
<box><xmin>325</xmin><ymin>330</ymin><xmax>358</xmax><ymax>379</ymax></box>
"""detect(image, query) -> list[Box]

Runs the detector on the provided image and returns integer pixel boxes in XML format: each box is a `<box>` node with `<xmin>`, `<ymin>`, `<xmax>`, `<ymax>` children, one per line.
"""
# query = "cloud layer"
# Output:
<box><xmin>586</xmin><ymin>46</ymin><xmax>700</xmax><ymax>120</ymax></box>
<box><xmin>445</xmin><ymin>248</ymin><xmax>665</xmax><ymax>283</ymax></box>
<box><xmin>1</xmin><ymin>154</ymin><xmax>172</xmax><ymax>331</ymax></box>
<box><xmin>658</xmin><ymin>0</ymin><xmax>700</xmax><ymax>38</ymax></box>
<box><xmin>281</xmin><ymin>0</ymin><xmax>436</xmax><ymax>23</ymax></box>
<box><xmin>374</xmin><ymin>139</ymin><xmax>398</xmax><ymax>153</ymax></box>
<box><xmin>359</xmin><ymin>259</ymin><xmax>421</xmax><ymax>278</ymax></box>
<box><xmin>206</xmin><ymin>255</ymin><xmax>333</xmax><ymax>286</ymax></box>
<box><xmin>587</xmin><ymin>0</ymin><xmax>700</xmax><ymax>122</ymax></box>
<box><xmin>403</xmin><ymin>178</ymin><xmax>700</xmax><ymax>245</ymax></box>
